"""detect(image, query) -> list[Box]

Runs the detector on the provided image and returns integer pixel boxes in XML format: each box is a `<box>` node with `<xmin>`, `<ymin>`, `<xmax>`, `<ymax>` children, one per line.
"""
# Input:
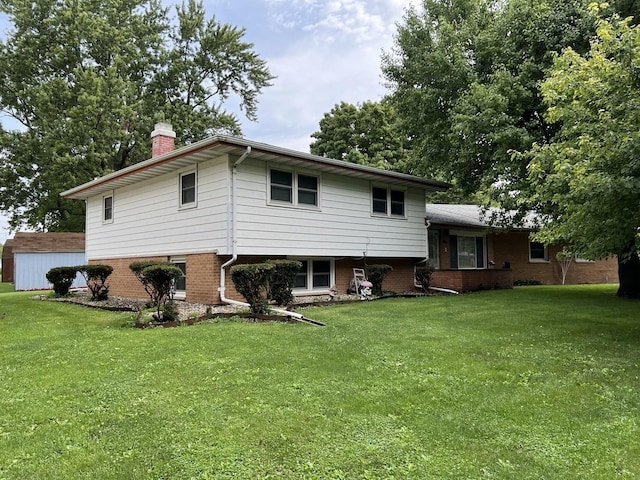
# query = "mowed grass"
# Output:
<box><xmin>0</xmin><ymin>285</ymin><xmax>638</xmax><ymax>479</ymax></box>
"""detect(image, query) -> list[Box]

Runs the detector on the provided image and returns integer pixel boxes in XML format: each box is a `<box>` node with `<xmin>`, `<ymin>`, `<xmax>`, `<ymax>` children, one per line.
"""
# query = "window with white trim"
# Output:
<box><xmin>449</xmin><ymin>233</ymin><xmax>486</xmax><ymax>269</ymax></box>
<box><xmin>103</xmin><ymin>194</ymin><xmax>113</xmax><ymax>223</ymax></box>
<box><xmin>372</xmin><ymin>186</ymin><xmax>405</xmax><ymax>217</ymax></box>
<box><xmin>529</xmin><ymin>241</ymin><xmax>548</xmax><ymax>262</ymax></box>
<box><xmin>170</xmin><ymin>257</ymin><xmax>186</xmax><ymax>299</ymax></box>
<box><xmin>293</xmin><ymin>258</ymin><xmax>333</xmax><ymax>291</ymax></box>
<box><xmin>269</xmin><ymin>169</ymin><xmax>319</xmax><ymax>207</ymax></box>
<box><xmin>180</xmin><ymin>171</ymin><xmax>197</xmax><ymax>207</ymax></box>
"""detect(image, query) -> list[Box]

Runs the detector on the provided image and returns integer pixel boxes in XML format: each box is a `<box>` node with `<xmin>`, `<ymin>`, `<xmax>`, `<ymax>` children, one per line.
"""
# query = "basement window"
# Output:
<box><xmin>293</xmin><ymin>258</ymin><xmax>334</xmax><ymax>292</ymax></box>
<box><xmin>171</xmin><ymin>257</ymin><xmax>186</xmax><ymax>299</ymax></box>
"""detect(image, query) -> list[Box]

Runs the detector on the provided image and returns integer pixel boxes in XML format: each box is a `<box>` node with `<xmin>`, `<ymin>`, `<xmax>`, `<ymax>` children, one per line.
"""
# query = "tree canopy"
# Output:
<box><xmin>309</xmin><ymin>100</ymin><xmax>410</xmax><ymax>171</ymax></box>
<box><xmin>520</xmin><ymin>9</ymin><xmax>640</xmax><ymax>297</ymax></box>
<box><xmin>0</xmin><ymin>0</ymin><xmax>273</xmax><ymax>231</ymax></box>
<box><xmin>381</xmin><ymin>0</ymin><xmax>602</xmax><ymax>196</ymax></box>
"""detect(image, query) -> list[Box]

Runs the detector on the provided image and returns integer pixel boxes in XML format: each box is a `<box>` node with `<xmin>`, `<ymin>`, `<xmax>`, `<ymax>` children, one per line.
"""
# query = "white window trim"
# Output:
<box><xmin>290</xmin><ymin>257</ymin><xmax>335</xmax><ymax>294</ymax></box>
<box><xmin>102</xmin><ymin>191</ymin><xmax>114</xmax><ymax>224</ymax></box>
<box><xmin>528</xmin><ymin>241</ymin><xmax>549</xmax><ymax>263</ymax></box>
<box><xmin>170</xmin><ymin>256</ymin><xmax>187</xmax><ymax>300</ymax></box>
<box><xmin>268</xmin><ymin>166</ymin><xmax>321</xmax><ymax>209</ymax></box>
<box><xmin>179</xmin><ymin>169</ymin><xmax>198</xmax><ymax>210</ymax></box>
<box><xmin>371</xmin><ymin>184</ymin><xmax>407</xmax><ymax>219</ymax></box>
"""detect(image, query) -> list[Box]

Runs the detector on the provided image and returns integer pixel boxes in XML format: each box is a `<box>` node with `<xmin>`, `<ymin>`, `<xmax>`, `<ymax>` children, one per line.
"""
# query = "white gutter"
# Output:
<box><xmin>218</xmin><ymin>147</ymin><xmax>308</xmax><ymax>320</ymax></box>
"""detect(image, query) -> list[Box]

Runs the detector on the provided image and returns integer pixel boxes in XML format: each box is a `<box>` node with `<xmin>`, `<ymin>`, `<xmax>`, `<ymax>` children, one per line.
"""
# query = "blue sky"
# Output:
<box><xmin>0</xmin><ymin>0</ymin><xmax>415</xmax><ymax>242</ymax></box>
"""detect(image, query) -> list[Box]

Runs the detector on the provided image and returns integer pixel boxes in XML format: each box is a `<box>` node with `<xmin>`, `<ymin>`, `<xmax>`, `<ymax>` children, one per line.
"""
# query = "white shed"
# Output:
<box><xmin>11</xmin><ymin>232</ymin><xmax>86</xmax><ymax>291</ymax></box>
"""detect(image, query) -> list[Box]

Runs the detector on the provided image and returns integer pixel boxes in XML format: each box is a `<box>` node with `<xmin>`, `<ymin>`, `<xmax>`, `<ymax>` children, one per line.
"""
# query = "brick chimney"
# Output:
<box><xmin>151</xmin><ymin>122</ymin><xmax>176</xmax><ymax>157</ymax></box>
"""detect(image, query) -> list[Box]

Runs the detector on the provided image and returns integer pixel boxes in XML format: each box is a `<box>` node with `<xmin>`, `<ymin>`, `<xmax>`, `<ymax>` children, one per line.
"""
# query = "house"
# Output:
<box><xmin>425</xmin><ymin>204</ymin><xmax>618</xmax><ymax>292</ymax></box>
<box><xmin>61</xmin><ymin>124</ymin><xmax>449</xmax><ymax>304</ymax></box>
<box><xmin>7</xmin><ymin>232</ymin><xmax>87</xmax><ymax>291</ymax></box>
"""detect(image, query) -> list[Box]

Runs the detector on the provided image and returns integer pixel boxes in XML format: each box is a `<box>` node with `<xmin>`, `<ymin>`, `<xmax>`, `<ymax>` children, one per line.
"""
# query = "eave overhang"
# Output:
<box><xmin>61</xmin><ymin>135</ymin><xmax>450</xmax><ymax>200</ymax></box>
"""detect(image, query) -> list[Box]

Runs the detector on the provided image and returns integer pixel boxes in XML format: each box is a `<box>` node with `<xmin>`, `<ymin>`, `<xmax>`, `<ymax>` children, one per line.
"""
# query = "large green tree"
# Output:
<box><xmin>521</xmin><ymin>9</ymin><xmax>640</xmax><ymax>297</ymax></box>
<box><xmin>0</xmin><ymin>0</ymin><xmax>273</xmax><ymax>231</ymax></box>
<box><xmin>309</xmin><ymin>100</ymin><xmax>410</xmax><ymax>171</ymax></box>
<box><xmin>382</xmin><ymin>0</ymin><xmax>600</xmax><ymax>195</ymax></box>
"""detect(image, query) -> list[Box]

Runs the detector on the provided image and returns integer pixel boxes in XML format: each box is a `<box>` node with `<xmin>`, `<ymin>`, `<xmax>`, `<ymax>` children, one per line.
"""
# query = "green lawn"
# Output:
<box><xmin>0</xmin><ymin>285</ymin><xmax>638</xmax><ymax>479</ymax></box>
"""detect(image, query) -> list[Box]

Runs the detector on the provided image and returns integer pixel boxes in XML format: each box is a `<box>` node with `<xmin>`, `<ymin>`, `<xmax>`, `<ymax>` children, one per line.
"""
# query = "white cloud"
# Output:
<box><xmin>239</xmin><ymin>0</ymin><xmax>414</xmax><ymax>150</ymax></box>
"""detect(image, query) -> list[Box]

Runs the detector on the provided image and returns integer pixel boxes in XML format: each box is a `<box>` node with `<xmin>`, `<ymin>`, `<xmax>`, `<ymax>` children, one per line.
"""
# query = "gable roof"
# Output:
<box><xmin>426</xmin><ymin>204</ymin><xmax>492</xmax><ymax>228</ymax></box>
<box><xmin>10</xmin><ymin>232</ymin><xmax>85</xmax><ymax>253</ymax></box>
<box><xmin>61</xmin><ymin>135</ymin><xmax>450</xmax><ymax>200</ymax></box>
<box><xmin>426</xmin><ymin>204</ymin><xmax>538</xmax><ymax>230</ymax></box>
<box><xmin>2</xmin><ymin>238</ymin><xmax>14</xmax><ymax>261</ymax></box>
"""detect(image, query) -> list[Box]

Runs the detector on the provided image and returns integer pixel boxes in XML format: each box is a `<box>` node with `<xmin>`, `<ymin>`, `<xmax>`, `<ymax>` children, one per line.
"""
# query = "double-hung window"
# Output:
<box><xmin>103</xmin><ymin>193</ymin><xmax>113</xmax><ymax>223</ymax></box>
<box><xmin>372</xmin><ymin>186</ymin><xmax>405</xmax><ymax>217</ymax></box>
<box><xmin>449</xmin><ymin>233</ymin><xmax>486</xmax><ymax>269</ymax></box>
<box><xmin>293</xmin><ymin>259</ymin><xmax>333</xmax><ymax>291</ymax></box>
<box><xmin>269</xmin><ymin>169</ymin><xmax>319</xmax><ymax>207</ymax></box>
<box><xmin>529</xmin><ymin>241</ymin><xmax>548</xmax><ymax>262</ymax></box>
<box><xmin>180</xmin><ymin>171</ymin><xmax>197</xmax><ymax>207</ymax></box>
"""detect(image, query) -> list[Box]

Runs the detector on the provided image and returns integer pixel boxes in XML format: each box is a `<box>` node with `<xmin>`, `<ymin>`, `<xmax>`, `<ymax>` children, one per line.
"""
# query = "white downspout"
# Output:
<box><xmin>218</xmin><ymin>147</ymin><xmax>308</xmax><ymax>319</ymax></box>
<box><xmin>219</xmin><ymin>147</ymin><xmax>252</xmax><ymax>307</ymax></box>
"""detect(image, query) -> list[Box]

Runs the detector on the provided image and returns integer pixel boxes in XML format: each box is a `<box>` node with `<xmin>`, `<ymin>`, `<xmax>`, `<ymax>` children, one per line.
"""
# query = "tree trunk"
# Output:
<box><xmin>617</xmin><ymin>242</ymin><xmax>640</xmax><ymax>299</ymax></box>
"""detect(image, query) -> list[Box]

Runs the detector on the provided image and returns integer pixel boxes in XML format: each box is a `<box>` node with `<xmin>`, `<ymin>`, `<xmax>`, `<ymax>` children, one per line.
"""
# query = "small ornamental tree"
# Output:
<box><xmin>556</xmin><ymin>250</ymin><xmax>573</xmax><ymax>286</ymax></box>
<box><xmin>77</xmin><ymin>264</ymin><xmax>113</xmax><ymax>301</ymax></box>
<box><xmin>46</xmin><ymin>266</ymin><xmax>78</xmax><ymax>297</ymax></box>
<box><xmin>140</xmin><ymin>263</ymin><xmax>184</xmax><ymax>321</ymax></box>
<box><xmin>230</xmin><ymin>263</ymin><xmax>274</xmax><ymax>314</ymax></box>
<box><xmin>366</xmin><ymin>264</ymin><xmax>393</xmax><ymax>296</ymax></box>
<box><xmin>267</xmin><ymin>260</ymin><xmax>303</xmax><ymax>307</ymax></box>
<box><xmin>129</xmin><ymin>261</ymin><xmax>158</xmax><ymax>301</ymax></box>
<box><xmin>415</xmin><ymin>261</ymin><xmax>435</xmax><ymax>292</ymax></box>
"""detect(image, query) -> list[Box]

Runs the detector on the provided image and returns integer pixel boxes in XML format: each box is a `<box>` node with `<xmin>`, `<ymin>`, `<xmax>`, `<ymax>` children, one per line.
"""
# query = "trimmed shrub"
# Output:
<box><xmin>46</xmin><ymin>266</ymin><xmax>78</xmax><ymax>297</ymax></box>
<box><xmin>162</xmin><ymin>300</ymin><xmax>180</xmax><ymax>323</ymax></box>
<box><xmin>129</xmin><ymin>260</ymin><xmax>158</xmax><ymax>300</ymax></box>
<box><xmin>267</xmin><ymin>259</ymin><xmax>303</xmax><ymax>307</ymax></box>
<box><xmin>366</xmin><ymin>264</ymin><xmax>393</xmax><ymax>296</ymax></box>
<box><xmin>415</xmin><ymin>262</ymin><xmax>435</xmax><ymax>292</ymax></box>
<box><xmin>141</xmin><ymin>263</ymin><xmax>184</xmax><ymax>321</ymax></box>
<box><xmin>230</xmin><ymin>263</ymin><xmax>274</xmax><ymax>314</ymax></box>
<box><xmin>77</xmin><ymin>264</ymin><xmax>113</xmax><ymax>301</ymax></box>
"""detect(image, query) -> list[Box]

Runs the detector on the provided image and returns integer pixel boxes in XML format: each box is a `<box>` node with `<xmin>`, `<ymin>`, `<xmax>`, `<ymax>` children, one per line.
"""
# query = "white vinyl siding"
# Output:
<box><xmin>234</xmin><ymin>159</ymin><xmax>427</xmax><ymax>258</ymax></box>
<box><xmin>84</xmin><ymin>155</ymin><xmax>429</xmax><ymax>260</ymax></box>
<box><xmin>85</xmin><ymin>156</ymin><xmax>229</xmax><ymax>259</ymax></box>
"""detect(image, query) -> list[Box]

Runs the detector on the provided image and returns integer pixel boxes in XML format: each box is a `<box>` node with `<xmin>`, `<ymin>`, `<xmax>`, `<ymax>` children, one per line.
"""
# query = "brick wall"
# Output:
<box><xmin>335</xmin><ymin>257</ymin><xmax>421</xmax><ymax>294</ymax></box>
<box><xmin>431</xmin><ymin>228</ymin><xmax>617</xmax><ymax>290</ymax></box>
<box><xmin>431</xmin><ymin>269</ymin><xmax>512</xmax><ymax>292</ymax></box>
<box><xmin>491</xmin><ymin>231</ymin><xmax>617</xmax><ymax>285</ymax></box>
<box><xmin>91</xmin><ymin>256</ymin><xmax>167</xmax><ymax>300</ymax></box>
